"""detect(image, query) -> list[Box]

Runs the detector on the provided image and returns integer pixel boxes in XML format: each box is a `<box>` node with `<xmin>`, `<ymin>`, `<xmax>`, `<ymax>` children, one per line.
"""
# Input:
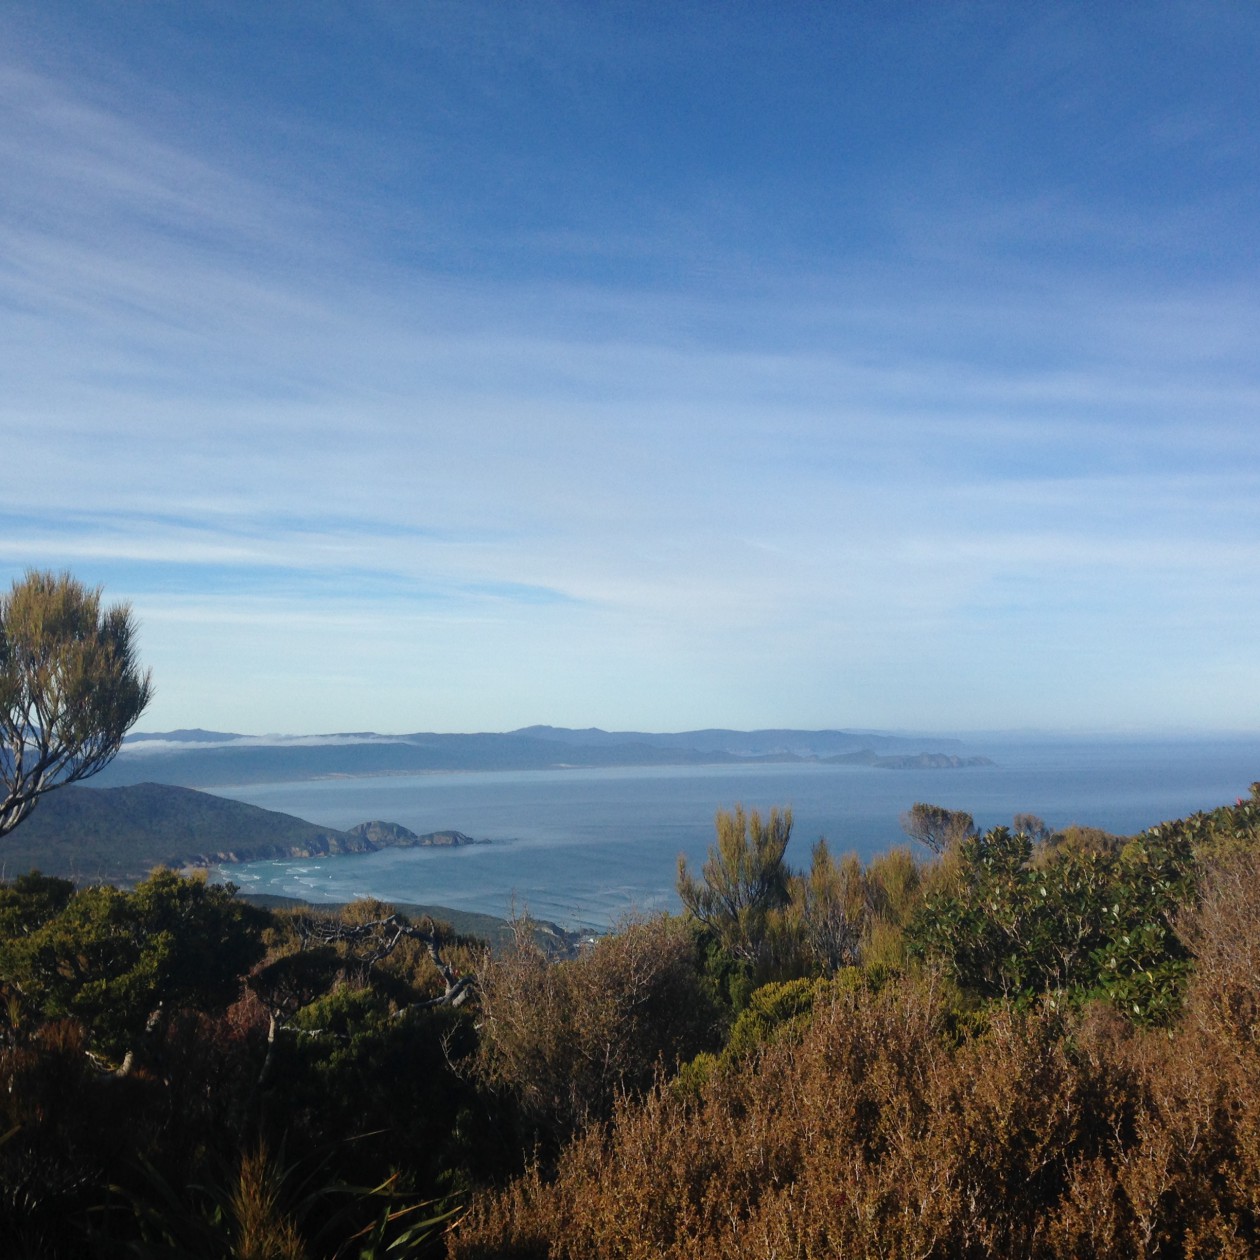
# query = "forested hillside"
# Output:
<box><xmin>1</xmin><ymin>783</ymin><xmax>474</xmax><ymax>881</ymax></box>
<box><xmin>2</xmin><ymin>785</ymin><xmax>1259</xmax><ymax>1258</ymax></box>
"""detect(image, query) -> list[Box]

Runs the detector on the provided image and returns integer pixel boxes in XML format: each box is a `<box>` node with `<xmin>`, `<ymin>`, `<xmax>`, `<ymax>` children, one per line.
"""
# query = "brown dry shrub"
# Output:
<box><xmin>474</xmin><ymin>914</ymin><xmax>721</xmax><ymax>1144</ymax></box>
<box><xmin>452</xmin><ymin>846</ymin><xmax>1260</xmax><ymax>1257</ymax></box>
<box><xmin>451</xmin><ymin>967</ymin><xmax>1260</xmax><ymax>1260</ymax></box>
<box><xmin>1181</xmin><ymin>849</ymin><xmax>1260</xmax><ymax>1049</ymax></box>
<box><xmin>1046</xmin><ymin>1008</ymin><xmax>1260</xmax><ymax>1256</ymax></box>
<box><xmin>452</xmin><ymin>977</ymin><xmax>954</xmax><ymax>1258</ymax></box>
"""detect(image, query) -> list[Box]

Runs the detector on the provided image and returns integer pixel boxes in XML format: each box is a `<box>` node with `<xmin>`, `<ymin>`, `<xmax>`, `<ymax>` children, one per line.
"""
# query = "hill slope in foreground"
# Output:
<box><xmin>0</xmin><ymin>782</ymin><xmax>474</xmax><ymax>884</ymax></box>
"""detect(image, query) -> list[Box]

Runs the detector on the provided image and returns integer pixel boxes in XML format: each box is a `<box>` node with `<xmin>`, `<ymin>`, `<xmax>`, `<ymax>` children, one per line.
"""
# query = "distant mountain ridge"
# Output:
<box><xmin>510</xmin><ymin>726</ymin><xmax>962</xmax><ymax>756</ymax></box>
<box><xmin>101</xmin><ymin>726</ymin><xmax>979</xmax><ymax>789</ymax></box>
<box><xmin>1</xmin><ymin>783</ymin><xmax>476</xmax><ymax>883</ymax></box>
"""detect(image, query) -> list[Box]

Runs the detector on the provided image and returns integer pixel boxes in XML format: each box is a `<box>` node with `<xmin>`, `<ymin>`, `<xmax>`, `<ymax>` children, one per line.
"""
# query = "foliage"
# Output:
<box><xmin>859</xmin><ymin>844</ymin><xmax>924</xmax><ymax>974</ymax></box>
<box><xmin>245</xmin><ymin>901</ymin><xmax>487</xmax><ymax>1195</ymax></box>
<box><xmin>1154</xmin><ymin>780</ymin><xmax>1260</xmax><ymax>862</ymax></box>
<box><xmin>776</xmin><ymin>839</ymin><xmax>865</xmax><ymax>974</ymax></box>
<box><xmin>0</xmin><ymin>881</ymin><xmax>482</xmax><ymax>1256</ymax></box>
<box><xmin>1180</xmin><ymin>843</ymin><xmax>1260</xmax><ymax>1049</ymax></box>
<box><xmin>474</xmin><ymin>913</ymin><xmax>722</xmax><ymax>1148</ymax></box>
<box><xmin>476</xmin><ymin>912</ymin><xmax>725</xmax><ymax>1149</ymax></box>
<box><xmin>676</xmin><ymin>804</ymin><xmax>792</xmax><ymax>964</ymax></box>
<box><xmin>2</xmin><ymin>783</ymin><xmax>1259</xmax><ymax>1257</ymax></box>
<box><xmin>900</xmin><ymin>800</ymin><xmax>977</xmax><ymax>854</ymax></box>
<box><xmin>451</xmin><ymin>960</ymin><xmax>1260</xmax><ymax>1259</ymax></box>
<box><xmin>1013</xmin><ymin>811</ymin><xmax>1052</xmax><ymax>843</ymax></box>
<box><xmin>0</xmin><ymin>570</ymin><xmax>153</xmax><ymax>836</ymax></box>
<box><xmin>909</xmin><ymin>821</ymin><xmax>1197</xmax><ymax>1023</ymax></box>
<box><xmin>0</xmin><ymin>869</ymin><xmax>76</xmax><ymax>940</ymax></box>
<box><xmin>121</xmin><ymin>1139</ymin><xmax>465</xmax><ymax>1259</ymax></box>
<box><xmin>0</xmin><ymin>868</ymin><xmax>266</xmax><ymax>1059</ymax></box>
<box><xmin>721</xmin><ymin>972</ymin><xmax>863</xmax><ymax>1062</ymax></box>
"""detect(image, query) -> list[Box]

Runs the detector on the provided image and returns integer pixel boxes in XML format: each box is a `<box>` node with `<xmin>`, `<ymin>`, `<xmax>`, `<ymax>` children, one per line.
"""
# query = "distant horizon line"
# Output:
<box><xmin>124</xmin><ymin>724</ymin><xmax>1260</xmax><ymax>743</ymax></box>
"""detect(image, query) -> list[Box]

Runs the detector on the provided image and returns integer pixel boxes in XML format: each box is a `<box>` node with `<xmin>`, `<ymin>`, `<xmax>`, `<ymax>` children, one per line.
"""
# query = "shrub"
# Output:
<box><xmin>474</xmin><ymin>914</ymin><xmax>722</xmax><ymax>1148</ymax></box>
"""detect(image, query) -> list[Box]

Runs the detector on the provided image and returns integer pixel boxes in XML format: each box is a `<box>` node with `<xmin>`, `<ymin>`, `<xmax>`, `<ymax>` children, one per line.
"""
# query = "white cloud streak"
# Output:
<box><xmin>2</xmin><ymin>18</ymin><xmax>1258</xmax><ymax>734</ymax></box>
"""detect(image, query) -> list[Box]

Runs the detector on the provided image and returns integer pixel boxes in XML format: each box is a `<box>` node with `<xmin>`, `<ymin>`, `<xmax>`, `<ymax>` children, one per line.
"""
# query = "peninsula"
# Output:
<box><xmin>0</xmin><ymin>782</ymin><xmax>478</xmax><ymax>884</ymax></box>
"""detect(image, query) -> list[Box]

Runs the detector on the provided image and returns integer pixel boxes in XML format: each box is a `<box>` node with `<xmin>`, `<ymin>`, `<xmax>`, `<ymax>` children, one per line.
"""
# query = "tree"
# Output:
<box><xmin>779</xmin><ymin>840</ymin><xmax>866</xmax><ymax>974</ymax></box>
<box><xmin>899</xmin><ymin>801</ymin><xmax>976</xmax><ymax>855</ymax></box>
<box><xmin>0</xmin><ymin>570</ymin><xmax>153</xmax><ymax>836</ymax></box>
<box><xmin>0</xmin><ymin>868</ymin><xmax>266</xmax><ymax>1063</ymax></box>
<box><xmin>677</xmin><ymin>805</ymin><xmax>792</xmax><ymax>962</ymax></box>
<box><xmin>1013</xmin><ymin>813</ymin><xmax>1052</xmax><ymax>844</ymax></box>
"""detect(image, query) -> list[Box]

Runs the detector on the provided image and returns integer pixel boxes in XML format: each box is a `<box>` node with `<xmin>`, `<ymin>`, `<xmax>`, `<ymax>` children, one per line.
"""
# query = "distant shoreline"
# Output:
<box><xmin>98</xmin><ymin>727</ymin><xmax>991</xmax><ymax>792</ymax></box>
<box><xmin>191</xmin><ymin>751</ymin><xmax>996</xmax><ymax>793</ymax></box>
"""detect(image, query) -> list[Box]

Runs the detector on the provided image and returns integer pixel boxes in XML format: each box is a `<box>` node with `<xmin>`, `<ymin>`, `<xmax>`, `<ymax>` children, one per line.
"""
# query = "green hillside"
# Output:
<box><xmin>0</xmin><ymin>783</ymin><xmax>465</xmax><ymax>883</ymax></box>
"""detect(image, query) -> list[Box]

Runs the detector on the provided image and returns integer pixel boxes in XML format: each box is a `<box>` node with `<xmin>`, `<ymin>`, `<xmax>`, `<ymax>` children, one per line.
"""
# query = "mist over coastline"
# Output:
<box><xmin>208</xmin><ymin>732</ymin><xmax>1260</xmax><ymax>929</ymax></box>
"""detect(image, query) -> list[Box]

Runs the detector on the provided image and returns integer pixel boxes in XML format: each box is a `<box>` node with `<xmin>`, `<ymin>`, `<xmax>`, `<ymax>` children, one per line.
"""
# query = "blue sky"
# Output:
<box><xmin>2</xmin><ymin>3</ymin><xmax>1258</xmax><ymax>735</ymax></box>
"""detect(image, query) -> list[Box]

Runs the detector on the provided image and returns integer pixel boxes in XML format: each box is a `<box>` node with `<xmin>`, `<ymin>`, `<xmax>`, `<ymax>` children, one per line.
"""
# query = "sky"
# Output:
<box><xmin>2</xmin><ymin>2</ymin><xmax>1258</xmax><ymax>737</ymax></box>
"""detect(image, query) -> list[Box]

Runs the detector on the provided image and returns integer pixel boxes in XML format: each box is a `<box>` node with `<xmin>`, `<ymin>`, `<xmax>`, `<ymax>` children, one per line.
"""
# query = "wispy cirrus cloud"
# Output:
<box><xmin>2</xmin><ymin>7</ymin><xmax>1258</xmax><ymax>733</ymax></box>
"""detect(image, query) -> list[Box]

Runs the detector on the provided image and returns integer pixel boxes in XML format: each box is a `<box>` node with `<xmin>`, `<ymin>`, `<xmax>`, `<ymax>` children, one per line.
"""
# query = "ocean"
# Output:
<box><xmin>214</xmin><ymin>736</ymin><xmax>1260</xmax><ymax>930</ymax></box>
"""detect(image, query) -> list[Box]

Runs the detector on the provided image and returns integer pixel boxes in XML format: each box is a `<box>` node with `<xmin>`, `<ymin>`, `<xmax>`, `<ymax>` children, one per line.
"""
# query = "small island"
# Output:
<box><xmin>824</xmin><ymin>749</ymin><xmax>995</xmax><ymax>770</ymax></box>
<box><xmin>343</xmin><ymin>819</ymin><xmax>487</xmax><ymax>850</ymax></box>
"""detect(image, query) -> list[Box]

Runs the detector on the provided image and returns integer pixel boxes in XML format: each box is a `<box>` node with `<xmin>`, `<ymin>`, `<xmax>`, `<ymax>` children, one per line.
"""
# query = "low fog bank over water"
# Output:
<box><xmin>215</xmin><ymin>736</ymin><xmax>1260</xmax><ymax>931</ymax></box>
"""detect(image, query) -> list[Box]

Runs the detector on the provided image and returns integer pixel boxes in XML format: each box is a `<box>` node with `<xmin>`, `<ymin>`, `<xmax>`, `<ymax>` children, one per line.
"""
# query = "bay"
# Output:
<box><xmin>215</xmin><ymin>736</ymin><xmax>1260</xmax><ymax>931</ymax></box>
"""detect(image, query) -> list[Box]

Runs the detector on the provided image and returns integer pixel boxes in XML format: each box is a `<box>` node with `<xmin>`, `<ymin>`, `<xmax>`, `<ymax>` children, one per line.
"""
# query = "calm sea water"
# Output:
<box><xmin>215</xmin><ymin>737</ymin><xmax>1260</xmax><ymax>930</ymax></box>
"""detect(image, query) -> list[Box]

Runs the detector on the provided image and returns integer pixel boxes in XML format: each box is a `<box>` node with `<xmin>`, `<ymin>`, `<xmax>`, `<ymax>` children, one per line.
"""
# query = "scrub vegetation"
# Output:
<box><xmin>0</xmin><ymin>784</ymin><xmax>1258</xmax><ymax>1257</ymax></box>
<box><xmin>4</xmin><ymin>574</ymin><xmax>1260</xmax><ymax>1255</ymax></box>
